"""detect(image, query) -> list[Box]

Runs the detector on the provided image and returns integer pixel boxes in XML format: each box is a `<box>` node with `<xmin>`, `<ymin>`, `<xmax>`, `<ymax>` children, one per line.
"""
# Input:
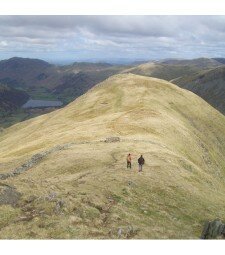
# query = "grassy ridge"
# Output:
<box><xmin>0</xmin><ymin>74</ymin><xmax>225</xmax><ymax>239</ymax></box>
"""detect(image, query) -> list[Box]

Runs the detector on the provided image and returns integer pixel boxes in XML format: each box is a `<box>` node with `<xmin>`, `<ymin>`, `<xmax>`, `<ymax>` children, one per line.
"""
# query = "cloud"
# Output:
<box><xmin>0</xmin><ymin>15</ymin><xmax>225</xmax><ymax>61</ymax></box>
<box><xmin>0</xmin><ymin>41</ymin><xmax>8</xmax><ymax>47</ymax></box>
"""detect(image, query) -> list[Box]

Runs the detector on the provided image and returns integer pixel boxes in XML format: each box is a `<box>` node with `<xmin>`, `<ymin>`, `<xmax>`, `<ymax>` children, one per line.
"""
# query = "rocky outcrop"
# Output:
<box><xmin>0</xmin><ymin>183</ymin><xmax>21</xmax><ymax>206</ymax></box>
<box><xmin>201</xmin><ymin>219</ymin><xmax>225</xmax><ymax>239</ymax></box>
<box><xmin>0</xmin><ymin>143</ymin><xmax>74</xmax><ymax>180</ymax></box>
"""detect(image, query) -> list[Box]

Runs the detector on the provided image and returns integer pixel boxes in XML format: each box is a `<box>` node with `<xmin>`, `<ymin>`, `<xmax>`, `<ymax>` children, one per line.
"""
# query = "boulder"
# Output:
<box><xmin>201</xmin><ymin>219</ymin><xmax>225</xmax><ymax>239</ymax></box>
<box><xmin>0</xmin><ymin>184</ymin><xmax>21</xmax><ymax>206</ymax></box>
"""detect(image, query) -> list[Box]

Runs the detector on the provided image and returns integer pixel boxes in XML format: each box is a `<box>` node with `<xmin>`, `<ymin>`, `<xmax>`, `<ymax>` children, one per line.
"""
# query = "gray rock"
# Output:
<box><xmin>54</xmin><ymin>199</ymin><xmax>65</xmax><ymax>214</ymax></box>
<box><xmin>201</xmin><ymin>219</ymin><xmax>225</xmax><ymax>239</ymax></box>
<box><xmin>117</xmin><ymin>225</ymin><xmax>139</xmax><ymax>239</ymax></box>
<box><xmin>118</xmin><ymin>228</ymin><xmax>123</xmax><ymax>238</ymax></box>
<box><xmin>105</xmin><ymin>137</ymin><xmax>120</xmax><ymax>143</ymax></box>
<box><xmin>0</xmin><ymin>183</ymin><xmax>21</xmax><ymax>206</ymax></box>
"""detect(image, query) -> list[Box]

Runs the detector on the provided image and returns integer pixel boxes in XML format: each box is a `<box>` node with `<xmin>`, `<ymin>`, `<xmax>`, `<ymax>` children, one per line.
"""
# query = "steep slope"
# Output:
<box><xmin>0</xmin><ymin>84</ymin><xmax>30</xmax><ymax>129</ymax></box>
<box><xmin>53</xmin><ymin>65</ymin><xmax>126</xmax><ymax>103</ymax></box>
<box><xmin>212</xmin><ymin>58</ymin><xmax>225</xmax><ymax>65</ymax></box>
<box><xmin>0</xmin><ymin>74</ymin><xmax>225</xmax><ymax>239</ymax></box>
<box><xmin>174</xmin><ymin>66</ymin><xmax>225</xmax><ymax>115</ymax></box>
<box><xmin>122</xmin><ymin>62</ymin><xmax>201</xmax><ymax>81</ymax></box>
<box><xmin>0</xmin><ymin>84</ymin><xmax>29</xmax><ymax>114</ymax></box>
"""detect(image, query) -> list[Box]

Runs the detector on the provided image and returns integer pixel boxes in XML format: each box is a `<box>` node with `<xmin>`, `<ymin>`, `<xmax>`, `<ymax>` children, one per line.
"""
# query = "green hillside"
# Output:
<box><xmin>0</xmin><ymin>74</ymin><xmax>225</xmax><ymax>239</ymax></box>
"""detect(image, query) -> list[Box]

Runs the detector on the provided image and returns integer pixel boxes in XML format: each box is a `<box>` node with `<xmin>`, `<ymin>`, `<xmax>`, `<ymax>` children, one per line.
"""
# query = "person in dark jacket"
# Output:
<box><xmin>138</xmin><ymin>155</ymin><xmax>145</xmax><ymax>172</ymax></box>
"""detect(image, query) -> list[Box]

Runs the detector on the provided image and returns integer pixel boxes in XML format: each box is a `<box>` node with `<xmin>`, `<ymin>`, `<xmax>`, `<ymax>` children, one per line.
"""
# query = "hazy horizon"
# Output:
<box><xmin>0</xmin><ymin>55</ymin><xmax>224</xmax><ymax>66</ymax></box>
<box><xmin>1</xmin><ymin>16</ymin><xmax>225</xmax><ymax>63</ymax></box>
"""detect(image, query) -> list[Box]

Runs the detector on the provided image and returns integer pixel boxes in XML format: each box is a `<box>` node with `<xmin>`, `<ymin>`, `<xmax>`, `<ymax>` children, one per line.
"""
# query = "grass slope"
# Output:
<box><xmin>0</xmin><ymin>74</ymin><xmax>225</xmax><ymax>239</ymax></box>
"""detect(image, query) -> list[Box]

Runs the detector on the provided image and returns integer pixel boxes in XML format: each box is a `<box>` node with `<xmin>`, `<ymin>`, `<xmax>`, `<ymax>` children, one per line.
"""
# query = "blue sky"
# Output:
<box><xmin>1</xmin><ymin>16</ymin><xmax>225</xmax><ymax>63</ymax></box>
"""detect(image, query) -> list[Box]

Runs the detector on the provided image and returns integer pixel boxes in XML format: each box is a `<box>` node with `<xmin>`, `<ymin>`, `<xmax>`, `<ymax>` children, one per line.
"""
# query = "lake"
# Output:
<box><xmin>22</xmin><ymin>99</ymin><xmax>63</xmax><ymax>109</ymax></box>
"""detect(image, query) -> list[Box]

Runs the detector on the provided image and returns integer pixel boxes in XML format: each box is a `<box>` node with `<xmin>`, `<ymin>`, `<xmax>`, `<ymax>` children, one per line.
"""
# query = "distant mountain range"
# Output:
<box><xmin>158</xmin><ymin>57</ymin><xmax>223</xmax><ymax>69</ymax></box>
<box><xmin>122</xmin><ymin>58</ymin><xmax>225</xmax><ymax>115</ymax></box>
<box><xmin>122</xmin><ymin>62</ymin><xmax>200</xmax><ymax>81</ymax></box>
<box><xmin>1</xmin><ymin>56</ymin><xmax>225</xmax><ymax>127</ymax></box>
<box><xmin>0</xmin><ymin>57</ymin><xmax>127</xmax><ymax>104</ymax></box>
<box><xmin>122</xmin><ymin>57</ymin><xmax>224</xmax><ymax>79</ymax></box>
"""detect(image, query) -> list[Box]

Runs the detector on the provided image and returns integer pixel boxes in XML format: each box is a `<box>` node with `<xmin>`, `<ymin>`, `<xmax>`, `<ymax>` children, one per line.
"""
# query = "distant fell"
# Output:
<box><xmin>121</xmin><ymin>62</ymin><xmax>201</xmax><ymax>81</ymax></box>
<box><xmin>174</xmin><ymin>66</ymin><xmax>225</xmax><ymax>115</ymax></box>
<box><xmin>159</xmin><ymin>57</ymin><xmax>224</xmax><ymax>69</ymax></box>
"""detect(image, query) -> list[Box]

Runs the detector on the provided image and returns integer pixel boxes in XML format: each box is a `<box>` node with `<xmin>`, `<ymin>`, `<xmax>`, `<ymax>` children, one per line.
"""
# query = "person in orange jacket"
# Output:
<box><xmin>127</xmin><ymin>153</ymin><xmax>132</xmax><ymax>169</ymax></box>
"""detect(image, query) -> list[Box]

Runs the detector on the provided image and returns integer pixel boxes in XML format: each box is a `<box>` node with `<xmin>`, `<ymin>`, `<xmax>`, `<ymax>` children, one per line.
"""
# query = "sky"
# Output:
<box><xmin>1</xmin><ymin>15</ymin><xmax>225</xmax><ymax>63</ymax></box>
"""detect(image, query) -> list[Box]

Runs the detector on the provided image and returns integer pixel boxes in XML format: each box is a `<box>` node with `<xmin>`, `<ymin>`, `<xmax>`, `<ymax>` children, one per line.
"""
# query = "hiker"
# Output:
<box><xmin>127</xmin><ymin>153</ymin><xmax>132</xmax><ymax>169</ymax></box>
<box><xmin>138</xmin><ymin>155</ymin><xmax>145</xmax><ymax>172</ymax></box>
